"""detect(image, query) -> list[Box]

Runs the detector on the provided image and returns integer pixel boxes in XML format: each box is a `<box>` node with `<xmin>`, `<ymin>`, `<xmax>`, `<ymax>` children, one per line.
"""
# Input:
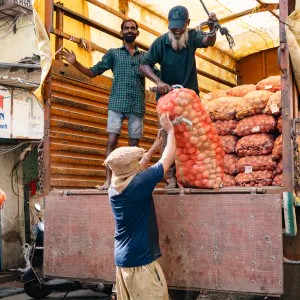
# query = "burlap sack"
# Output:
<box><xmin>223</xmin><ymin>174</ymin><xmax>236</xmax><ymax>187</ymax></box>
<box><xmin>208</xmin><ymin>97</ymin><xmax>240</xmax><ymax>121</ymax></box>
<box><xmin>105</xmin><ymin>147</ymin><xmax>145</xmax><ymax>193</ymax></box>
<box><xmin>256</xmin><ymin>76</ymin><xmax>281</xmax><ymax>93</ymax></box>
<box><xmin>236</xmin><ymin>91</ymin><xmax>273</xmax><ymax>120</ymax></box>
<box><xmin>263</xmin><ymin>91</ymin><xmax>282</xmax><ymax>116</ymax></box>
<box><xmin>227</xmin><ymin>85</ymin><xmax>256</xmax><ymax>97</ymax></box>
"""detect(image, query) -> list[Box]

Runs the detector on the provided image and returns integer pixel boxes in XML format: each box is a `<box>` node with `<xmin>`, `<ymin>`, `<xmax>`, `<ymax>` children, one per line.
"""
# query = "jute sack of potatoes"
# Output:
<box><xmin>227</xmin><ymin>84</ymin><xmax>256</xmax><ymax>97</ymax></box>
<box><xmin>213</xmin><ymin>120</ymin><xmax>238</xmax><ymax>136</ymax></box>
<box><xmin>256</xmin><ymin>75</ymin><xmax>281</xmax><ymax>93</ymax></box>
<box><xmin>224</xmin><ymin>154</ymin><xmax>239</xmax><ymax>175</ymax></box>
<box><xmin>234</xmin><ymin>115</ymin><xmax>277</xmax><ymax>136</ymax></box>
<box><xmin>236</xmin><ymin>155</ymin><xmax>277</xmax><ymax>173</ymax></box>
<box><xmin>205</xmin><ymin>89</ymin><xmax>228</xmax><ymax>101</ymax></box>
<box><xmin>235</xmin><ymin>170</ymin><xmax>274</xmax><ymax>186</ymax></box>
<box><xmin>208</xmin><ymin>97</ymin><xmax>241</xmax><ymax>121</ymax></box>
<box><xmin>235</xmin><ymin>134</ymin><xmax>275</xmax><ymax>157</ymax></box>
<box><xmin>272</xmin><ymin>135</ymin><xmax>283</xmax><ymax>160</ymax></box>
<box><xmin>273</xmin><ymin>174</ymin><xmax>283</xmax><ymax>186</ymax></box>
<box><xmin>221</xmin><ymin>135</ymin><xmax>238</xmax><ymax>154</ymax></box>
<box><xmin>263</xmin><ymin>91</ymin><xmax>281</xmax><ymax>116</ymax></box>
<box><xmin>277</xmin><ymin>116</ymin><xmax>282</xmax><ymax>133</ymax></box>
<box><xmin>223</xmin><ymin>174</ymin><xmax>236</xmax><ymax>187</ymax></box>
<box><xmin>236</xmin><ymin>90</ymin><xmax>273</xmax><ymax>120</ymax></box>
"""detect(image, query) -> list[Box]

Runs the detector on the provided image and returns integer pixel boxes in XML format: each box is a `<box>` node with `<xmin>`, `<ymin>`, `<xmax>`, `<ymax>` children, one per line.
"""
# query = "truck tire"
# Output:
<box><xmin>24</xmin><ymin>280</ymin><xmax>53</xmax><ymax>299</ymax></box>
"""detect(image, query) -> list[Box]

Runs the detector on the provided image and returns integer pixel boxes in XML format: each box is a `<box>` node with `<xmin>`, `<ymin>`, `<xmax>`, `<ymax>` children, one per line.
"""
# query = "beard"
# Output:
<box><xmin>168</xmin><ymin>29</ymin><xmax>189</xmax><ymax>52</ymax></box>
<box><xmin>123</xmin><ymin>33</ymin><xmax>137</xmax><ymax>43</ymax></box>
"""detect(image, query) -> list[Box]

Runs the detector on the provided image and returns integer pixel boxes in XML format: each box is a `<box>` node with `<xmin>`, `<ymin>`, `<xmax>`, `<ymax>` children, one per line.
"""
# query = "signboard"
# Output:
<box><xmin>0</xmin><ymin>89</ymin><xmax>12</xmax><ymax>139</ymax></box>
<box><xmin>12</xmin><ymin>90</ymin><xmax>44</xmax><ymax>139</ymax></box>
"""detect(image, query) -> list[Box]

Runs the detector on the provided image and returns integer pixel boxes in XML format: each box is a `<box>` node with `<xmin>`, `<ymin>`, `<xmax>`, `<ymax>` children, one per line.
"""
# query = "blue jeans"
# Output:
<box><xmin>107</xmin><ymin>110</ymin><xmax>144</xmax><ymax>139</ymax></box>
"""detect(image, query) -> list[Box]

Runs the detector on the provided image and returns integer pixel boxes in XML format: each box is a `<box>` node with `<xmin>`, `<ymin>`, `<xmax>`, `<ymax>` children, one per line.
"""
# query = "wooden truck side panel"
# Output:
<box><xmin>44</xmin><ymin>192</ymin><xmax>283</xmax><ymax>295</ymax></box>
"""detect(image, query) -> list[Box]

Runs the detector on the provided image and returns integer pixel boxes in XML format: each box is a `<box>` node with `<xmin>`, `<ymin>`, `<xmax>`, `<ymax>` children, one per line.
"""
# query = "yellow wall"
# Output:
<box><xmin>35</xmin><ymin>0</ymin><xmax>236</xmax><ymax>92</ymax></box>
<box><xmin>35</xmin><ymin>0</ymin><xmax>92</xmax><ymax>66</ymax></box>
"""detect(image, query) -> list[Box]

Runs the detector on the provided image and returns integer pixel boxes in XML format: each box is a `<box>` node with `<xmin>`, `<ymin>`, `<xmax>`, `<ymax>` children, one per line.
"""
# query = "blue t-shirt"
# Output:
<box><xmin>108</xmin><ymin>162</ymin><xmax>164</xmax><ymax>267</ymax></box>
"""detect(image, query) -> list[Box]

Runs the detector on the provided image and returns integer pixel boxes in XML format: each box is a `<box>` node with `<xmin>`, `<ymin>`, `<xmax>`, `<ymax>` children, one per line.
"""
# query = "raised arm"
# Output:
<box><xmin>139</xmin><ymin>131</ymin><xmax>163</xmax><ymax>170</ymax></box>
<box><xmin>159</xmin><ymin>113</ymin><xmax>176</xmax><ymax>174</ymax></box>
<box><xmin>201</xmin><ymin>13</ymin><xmax>217</xmax><ymax>47</ymax></box>
<box><xmin>60</xmin><ymin>48</ymin><xmax>95</xmax><ymax>78</ymax></box>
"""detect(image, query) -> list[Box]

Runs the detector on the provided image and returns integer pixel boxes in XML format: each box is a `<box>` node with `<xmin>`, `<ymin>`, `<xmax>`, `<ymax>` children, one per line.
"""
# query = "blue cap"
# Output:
<box><xmin>168</xmin><ymin>6</ymin><xmax>189</xmax><ymax>29</ymax></box>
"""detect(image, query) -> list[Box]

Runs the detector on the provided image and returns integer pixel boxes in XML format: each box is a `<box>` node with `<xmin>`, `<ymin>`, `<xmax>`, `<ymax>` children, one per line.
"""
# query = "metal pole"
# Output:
<box><xmin>43</xmin><ymin>0</ymin><xmax>54</xmax><ymax>195</ymax></box>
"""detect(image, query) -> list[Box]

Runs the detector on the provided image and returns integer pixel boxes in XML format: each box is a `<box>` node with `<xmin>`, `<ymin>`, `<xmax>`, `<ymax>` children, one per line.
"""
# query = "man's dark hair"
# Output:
<box><xmin>121</xmin><ymin>19</ymin><xmax>139</xmax><ymax>31</ymax></box>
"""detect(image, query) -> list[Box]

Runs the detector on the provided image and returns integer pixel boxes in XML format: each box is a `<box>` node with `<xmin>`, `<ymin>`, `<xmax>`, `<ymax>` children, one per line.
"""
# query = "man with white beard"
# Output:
<box><xmin>140</xmin><ymin>5</ymin><xmax>218</xmax><ymax>188</ymax></box>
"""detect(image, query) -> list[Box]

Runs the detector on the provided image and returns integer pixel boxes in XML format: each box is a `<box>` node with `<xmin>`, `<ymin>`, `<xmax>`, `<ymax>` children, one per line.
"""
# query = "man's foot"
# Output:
<box><xmin>95</xmin><ymin>180</ymin><xmax>111</xmax><ymax>190</ymax></box>
<box><xmin>164</xmin><ymin>178</ymin><xmax>178</xmax><ymax>189</ymax></box>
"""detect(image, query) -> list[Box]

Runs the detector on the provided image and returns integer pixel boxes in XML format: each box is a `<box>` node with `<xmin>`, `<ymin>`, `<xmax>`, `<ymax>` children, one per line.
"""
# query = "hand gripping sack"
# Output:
<box><xmin>235</xmin><ymin>134</ymin><xmax>275</xmax><ymax>157</ymax></box>
<box><xmin>157</xmin><ymin>88</ymin><xmax>225</xmax><ymax>189</ymax></box>
<box><xmin>236</xmin><ymin>90</ymin><xmax>273</xmax><ymax>120</ymax></box>
<box><xmin>234</xmin><ymin>115</ymin><xmax>277</xmax><ymax>136</ymax></box>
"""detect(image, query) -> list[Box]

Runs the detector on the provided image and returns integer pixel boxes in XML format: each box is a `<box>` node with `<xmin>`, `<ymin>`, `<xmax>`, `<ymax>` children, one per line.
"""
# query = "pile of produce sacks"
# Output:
<box><xmin>205</xmin><ymin>75</ymin><xmax>283</xmax><ymax>187</ymax></box>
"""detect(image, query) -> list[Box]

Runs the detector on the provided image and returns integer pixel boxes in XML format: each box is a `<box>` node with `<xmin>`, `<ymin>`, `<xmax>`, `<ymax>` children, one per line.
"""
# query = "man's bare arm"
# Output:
<box><xmin>60</xmin><ymin>48</ymin><xmax>95</xmax><ymax>78</ymax></box>
<box><xmin>159</xmin><ymin>114</ymin><xmax>176</xmax><ymax>174</ymax></box>
<box><xmin>140</xmin><ymin>65</ymin><xmax>172</xmax><ymax>94</ymax></box>
<box><xmin>139</xmin><ymin>131</ymin><xmax>162</xmax><ymax>170</ymax></box>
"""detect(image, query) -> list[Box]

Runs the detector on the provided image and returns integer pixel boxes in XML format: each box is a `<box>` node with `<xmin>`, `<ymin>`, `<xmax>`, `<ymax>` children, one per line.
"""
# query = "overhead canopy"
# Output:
<box><xmin>135</xmin><ymin>0</ymin><xmax>280</xmax><ymax>60</ymax></box>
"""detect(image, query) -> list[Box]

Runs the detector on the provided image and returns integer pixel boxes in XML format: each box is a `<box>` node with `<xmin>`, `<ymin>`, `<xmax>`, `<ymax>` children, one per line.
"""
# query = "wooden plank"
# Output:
<box><xmin>55</xmin><ymin>7</ymin><xmax>64</xmax><ymax>60</ymax></box>
<box><xmin>44</xmin><ymin>194</ymin><xmax>283</xmax><ymax>294</ymax></box>
<box><xmin>280</xmin><ymin>0</ymin><xmax>294</xmax><ymax>191</ymax></box>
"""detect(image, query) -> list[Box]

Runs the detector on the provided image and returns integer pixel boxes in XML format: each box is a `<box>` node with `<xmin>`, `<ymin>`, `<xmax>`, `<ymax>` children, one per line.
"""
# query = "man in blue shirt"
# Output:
<box><xmin>105</xmin><ymin>113</ymin><xmax>175</xmax><ymax>300</ymax></box>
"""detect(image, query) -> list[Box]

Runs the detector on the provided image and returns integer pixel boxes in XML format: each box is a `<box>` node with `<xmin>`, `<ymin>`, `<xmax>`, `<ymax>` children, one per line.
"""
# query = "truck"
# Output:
<box><xmin>36</xmin><ymin>0</ymin><xmax>300</xmax><ymax>298</ymax></box>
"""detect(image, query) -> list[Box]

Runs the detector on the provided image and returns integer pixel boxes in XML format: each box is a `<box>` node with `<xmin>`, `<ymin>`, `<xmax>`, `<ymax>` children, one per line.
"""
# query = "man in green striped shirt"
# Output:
<box><xmin>60</xmin><ymin>19</ymin><xmax>159</xmax><ymax>190</ymax></box>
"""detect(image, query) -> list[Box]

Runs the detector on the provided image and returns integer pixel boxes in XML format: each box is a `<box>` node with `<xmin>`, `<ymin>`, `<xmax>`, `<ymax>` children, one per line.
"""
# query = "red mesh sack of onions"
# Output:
<box><xmin>157</xmin><ymin>88</ymin><xmax>225</xmax><ymax>189</ymax></box>
<box><xmin>223</xmin><ymin>174</ymin><xmax>236</xmax><ymax>187</ymax></box>
<box><xmin>234</xmin><ymin>115</ymin><xmax>277</xmax><ymax>136</ymax></box>
<box><xmin>235</xmin><ymin>170</ymin><xmax>274</xmax><ymax>186</ymax></box>
<box><xmin>213</xmin><ymin>120</ymin><xmax>238</xmax><ymax>136</ymax></box>
<box><xmin>272</xmin><ymin>174</ymin><xmax>283</xmax><ymax>186</ymax></box>
<box><xmin>236</xmin><ymin>155</ymin><xmax>277</xmax><ymax>173</ymax></box>
<box><xmin>235</xmin><ymin>134</ymin><xmax>275</xmax><ymax>157</ymax></box>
